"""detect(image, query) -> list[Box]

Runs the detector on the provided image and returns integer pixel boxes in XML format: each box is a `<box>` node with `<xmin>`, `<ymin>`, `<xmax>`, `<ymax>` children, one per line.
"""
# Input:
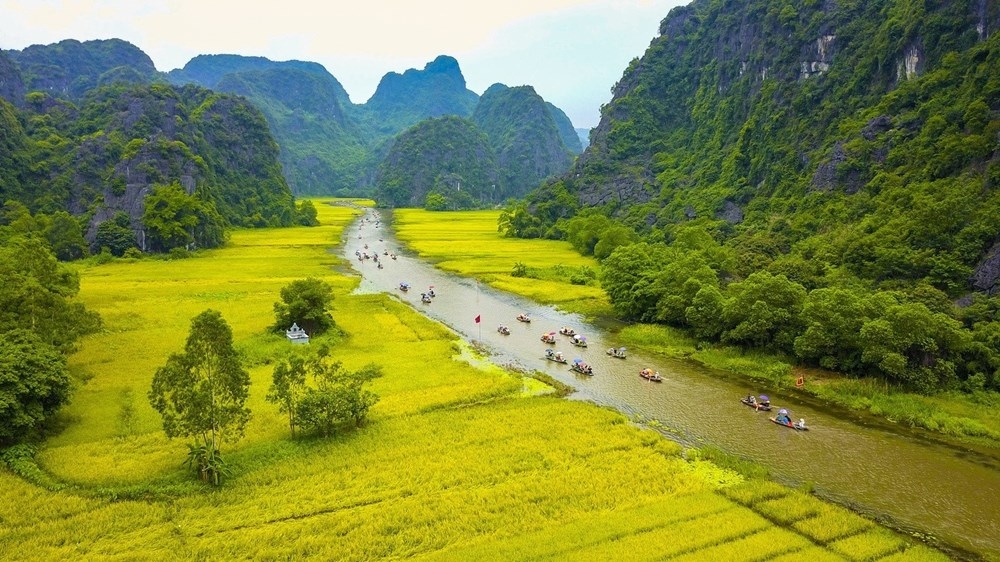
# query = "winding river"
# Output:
<box><xmin>343</xmin><ymin>208</ymin><xmax>1000</xmax><ymax>559</ymax></box>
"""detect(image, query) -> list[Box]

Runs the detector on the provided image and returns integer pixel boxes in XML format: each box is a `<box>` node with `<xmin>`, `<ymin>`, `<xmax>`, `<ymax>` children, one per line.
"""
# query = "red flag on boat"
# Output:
<box><xmin>474</xmin><ymin>315</ymin><xmax>481</xmax><ymax>324</ymax></box>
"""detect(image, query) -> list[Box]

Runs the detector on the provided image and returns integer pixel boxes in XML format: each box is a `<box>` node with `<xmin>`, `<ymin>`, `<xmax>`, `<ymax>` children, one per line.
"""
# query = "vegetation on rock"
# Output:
<box><xmin>504</xmin><ymin>0</ymin><xmax>1000</xmax><ymax>394</ymax></box>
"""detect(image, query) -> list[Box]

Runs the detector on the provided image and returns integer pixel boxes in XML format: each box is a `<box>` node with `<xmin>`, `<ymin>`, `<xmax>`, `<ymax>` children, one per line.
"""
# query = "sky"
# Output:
<box><xmin>0</xmin><ymin>0</ymin><xmax>688</xmax><ymax>129</ymax></box>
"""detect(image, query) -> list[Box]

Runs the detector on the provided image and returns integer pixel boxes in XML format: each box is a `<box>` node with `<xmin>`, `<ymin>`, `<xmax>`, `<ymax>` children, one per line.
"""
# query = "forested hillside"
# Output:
<box><xmin>0</xmin><ymin>45</ymin><xmax>297</xmax><ymax>256</ymax></box>
<box><xmin>360</xmin><ymin>55</ymin><xmax>479</xmax><ymax>142</ymax></box>
<box><xmin>473</xmin><ymin>84</ymin><xmax>575</xmax><ymax>199</ymax></box>
<box><xmin>375</xmin><ymin>115</ymin><xmax>499</xmax><ymax>208</ymax></box>
<box><xmin>165</xmin><ymin>53</ymin><xmax>581</xmax><ymax>199</ymax></box>
<box><xmin>6</xmin><ymin>38</ymin><xmax>157</xmax><ymax>100</ymax></box>
<box><xmin>505</xmin><ymin>0</ymin><xmax>1000</xmax><ymax>393</ymax></box>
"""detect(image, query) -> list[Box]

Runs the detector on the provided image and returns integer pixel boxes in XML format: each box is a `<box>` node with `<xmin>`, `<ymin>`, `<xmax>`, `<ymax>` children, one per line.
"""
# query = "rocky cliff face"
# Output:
<box><xmin>363</xmin><ymin>55</ymin><xmax>480</xmax><ymax>140</ymax></box>
<box><xmin>6</xmin><ymin>38</ymin><xmax>157</xmax><ymax>99</ymax></box>
<box><xmin>519</xmin><ymin>0</ymin><xmax>1000</xmax><ymax>298</ymax></box>
<box><xmin>0</xmin><ymin>50</ymin><xmax>25</xmax><ymax>106</ymax></box>
<box><xmin>167</xmin><ymin>54</ymin><xmax>352</xmax><ymax>107</ymax></box>
<box><xmin>553</xmin><ymin>0</ymin><xmax>999</xmax><ymax>213</ymax></box>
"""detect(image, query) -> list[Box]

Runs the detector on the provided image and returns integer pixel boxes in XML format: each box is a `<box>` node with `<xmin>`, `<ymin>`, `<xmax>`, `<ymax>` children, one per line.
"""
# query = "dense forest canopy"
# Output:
<box><xmin>504</xmin><ymin>0</ymin><xmax>1000</xmax><ymax>394</ymax></box>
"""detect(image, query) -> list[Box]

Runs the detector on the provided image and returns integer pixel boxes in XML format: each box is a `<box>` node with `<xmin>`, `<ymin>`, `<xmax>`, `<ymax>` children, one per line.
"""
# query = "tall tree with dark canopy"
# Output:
<box><xmin>148</xmin><ymin>309</ymin><xmax>250</xmax><ymax>484</ymax></box>
<box><xmin>272</xmin><ymin>277</ymin><xmax>335</xmax><ymax>336</ymax></box>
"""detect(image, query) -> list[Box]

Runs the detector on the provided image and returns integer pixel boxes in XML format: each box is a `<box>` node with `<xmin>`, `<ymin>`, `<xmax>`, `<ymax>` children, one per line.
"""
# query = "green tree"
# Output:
<box><xmin>148</xmin><ymin>309</ymin><xmax>251</xmax><ymax>484</ymax></box>
<box><xmin>0</xmin><ymin>236</ymin><xmax>100</xmax><ymax>352</ymax></box>
<box><xmin>722</xmin><ymin>271</ymin><xmax>806</xmax><ymax>350</ymax></box>
<box><xmin>142</xmin><ymin>182</ymin><xmax>200</xmax><ymax>252</ymax></box>
<box><xmin>267</xmin><ymin>352</ymin><xmax>308</xmax><ymax>437</ymax></box>
<box><xmin>686</xmin><ymin>284</ymin><xmax>726</xmax><ymax>340</ymax></box>
<box><xmin>95</xmin><ymin>211</ymin><xmax>136</xmax><ymax>256</ymax></box>
<box><xmin>272</xmin><ymin>277</ymin><xmax>335</xmax><ymax>336</ymax></box>
<box><xmin>295</xmin><ymin>199</ymin><xmax>320</xmax><ymax>226</ymax></box>
<box><xmin>44</xmin><ymin>211</ymin><xmax>88</xmax><ymax>261</ymax></box>
<box><xmin>424</xmin><ymin>192</ymin><xmax>448</xmax><ymax>211</ymax></box>
<box><xmin>600</xmin><ymin>242</ymin><xmax>672</xmax><ymax>321</ymax></box>
<box><xmin>0</xmin><ymin>330</ymin><xmax>71</xmax><ymax>445</ymax></box>
<box><xmin>858</xmin><ymin>302</ymin><xmax>968</xmax><ymax>392</ymax></box>
<box><xmin>295</xmin><ymin>347</ymin><xmax>382</xmax><ymax>437</ymax></box>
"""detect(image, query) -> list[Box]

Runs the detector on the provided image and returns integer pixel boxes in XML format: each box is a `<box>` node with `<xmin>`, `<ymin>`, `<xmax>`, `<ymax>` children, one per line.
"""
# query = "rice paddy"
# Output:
<box><xmin>392</xmin><ymin>209</ymin><xmax>611</xmax><ymax>316</ymax></box>
<box><xmin>0</xmin><ymin>201</ymin><xmax>947</xmax><ymax>560</ymax></box>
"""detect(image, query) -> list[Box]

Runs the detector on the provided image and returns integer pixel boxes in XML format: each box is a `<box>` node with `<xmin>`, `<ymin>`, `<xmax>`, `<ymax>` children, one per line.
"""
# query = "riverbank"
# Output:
<box><xmin>390</xmin><ymin>209</ymin><xmax>1000</xmax><ymax>451</ymax></box>
<box><xmin>0</xmin><ymin>201</ymin><xmax>947</xmax><ymax>560</ymax></box>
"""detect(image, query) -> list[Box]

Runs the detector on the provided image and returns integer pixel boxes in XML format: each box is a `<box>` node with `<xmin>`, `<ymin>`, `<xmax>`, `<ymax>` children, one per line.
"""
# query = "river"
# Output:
<box><xmin>342</xmin><ymin>208</ymin><xmax>1000</xmax><ymax>559</ymax></box>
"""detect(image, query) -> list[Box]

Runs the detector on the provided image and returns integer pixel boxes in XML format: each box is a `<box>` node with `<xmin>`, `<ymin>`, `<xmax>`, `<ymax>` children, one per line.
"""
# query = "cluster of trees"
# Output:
<box><xmin>0</xmin><ymin>209</ymin><xmax>100</xmax><ymax>445</ymax></box>
<box><xmin>149</xmin><ymin>278</ymin><xmax>374</xmax><ymax>485</ymax></box>
<box><xmin>599</xmin><ymin>224</ymin><xmax>1000</xmax><ymax>394</ymax></box>
<box><xmin>268</xmin><ymin>348</ymin><xmax>383</xmax><ymax>438</ymax></box>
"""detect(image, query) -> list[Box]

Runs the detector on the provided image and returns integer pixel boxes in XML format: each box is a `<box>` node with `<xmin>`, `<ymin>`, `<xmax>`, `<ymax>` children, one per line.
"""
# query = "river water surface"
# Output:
<box><xmin>343</xmin><ymin>209</ymin><xmax>1000</xmax><ymax>559</ymax></box>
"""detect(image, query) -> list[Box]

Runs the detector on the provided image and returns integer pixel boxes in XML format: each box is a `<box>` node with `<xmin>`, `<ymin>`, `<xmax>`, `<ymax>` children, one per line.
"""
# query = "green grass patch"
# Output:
<box><xmin>828</xmin><ymin>527</ymin><xmax>907</xmax><ymax>560</ymax></box>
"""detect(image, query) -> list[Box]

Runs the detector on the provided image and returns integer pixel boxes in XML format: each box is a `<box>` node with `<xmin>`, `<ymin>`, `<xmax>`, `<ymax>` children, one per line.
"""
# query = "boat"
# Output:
<box><xmin>558</xmin><ymin>327</ymin><xmax>576</xmax><ymax>336</ymax></box>
<box><xmin>540</xmin><ymin>332</ymin><xmax>557</xmax><ymax>344</ymax></box>
<box><xmin>570</xmin><ymin>359</ymin><xmax>594</xmax><ymax>375</ymax></box>
<box><xmin>544</xmin><ymin>349</ymin><xmax>568</xmax><ymax>363</ymax></box>
<box><xmin>770</xmin><ymin>409</ymin><xmax>808</xmax><ymax>430</ymax></box>
<box><xmin>771</xmin><ymin>417</ymin><xmax>809</xmax><ymax>431</ymax></box>
<box><xmin>640</xmin><ymin>368</ymin><xmax>662</xmax><ymax>382</ymax></box>
<box><xmin>606</xmin><ymin>347</ymin><xmax>627</xmax><ymax>359</ymax></box>
<box><xmin>497</xmin><ymin>325</ymin><xmax>511</xmax><ymax>335</ymax></box>
<box><xmin>741</xmin><ymin>395</ymin><xmax>772</xmax><ymax>411</ymax></box>
<box><xmin>570</xmin><ymin>335</ymin><xmax>588</xmax><ymax>348</ymax></box>
<box><xmin>516</xmin><ymin>314</ymin><xmax>531</xmax><ymax>323</ymax></box>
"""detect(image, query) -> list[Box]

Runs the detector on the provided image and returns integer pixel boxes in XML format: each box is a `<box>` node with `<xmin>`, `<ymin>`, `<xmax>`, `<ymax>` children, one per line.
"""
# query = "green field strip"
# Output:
<box><xmin>755</xmin><ymin>493</ymin><xmax>824</xmax><ymax>525</ymax></box>
<box><xmin>556</xmin><ymin>505</ymin><xmax>772</xmax><ymax>561</ymax></box>
<box><xmin>769</xmin><ymin>546</ymin><xmax>850</xmax><ymax>562</ymax></box>
<box><xmin>668</xmin><ymin>526</ymin><xmax>816</xmax><ymax>561</ymax></box>
<box><xmin>877</xmin><ymin>544</ymin><xmax>951</xmax><ymax>562</ymax></box>
<box><xmin>719</xmin><ymin>479</ymin><xmax>791</xmax><ymax>505</ymax></box>
<box><xmin>827</xmin><ymin>528</ymin><xmax>908</xmax><ymax>561</ymax></box>
<box><xmin>417</xmin><ymin>492</ymin><xmax>733</xmax><ymax>561</ymax></box>
<box><xmin>790</xmin><ymin>505</ymin><xmax>876</xmax><ymax>544</ymax></box>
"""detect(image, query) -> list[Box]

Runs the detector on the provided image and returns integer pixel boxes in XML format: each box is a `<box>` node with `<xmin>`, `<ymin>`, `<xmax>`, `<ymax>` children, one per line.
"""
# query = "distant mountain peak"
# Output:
<box><xmin>425</xmin><ymin>55</ymin><xmax>462</xmax><ymax>76</ymax></box>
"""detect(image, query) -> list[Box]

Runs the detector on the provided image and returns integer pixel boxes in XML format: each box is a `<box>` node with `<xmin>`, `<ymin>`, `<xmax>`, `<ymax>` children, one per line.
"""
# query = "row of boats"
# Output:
<box><xmin>530</xmin><ymin>319</ymin><xmax>660</xmax><ymax>381</ymax></box>
<box><xmin>741</xmin><ymin>395</ymin><xmax>809</xmax><ymax>430</ymax></box>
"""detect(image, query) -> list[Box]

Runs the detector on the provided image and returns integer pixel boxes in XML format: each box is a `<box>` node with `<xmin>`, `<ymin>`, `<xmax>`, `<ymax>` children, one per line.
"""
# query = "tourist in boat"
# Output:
<box><xmin>775</xmin><ymin>409</ymin><xmax>791</xmax><ymax>425</ymax></box>
<box><xmin>746</xmin><ymin>394</ymin><xmax>757</xmax><ymax>407</ymax></box>
<box><xmin>758</xmin><ymin>395</ymin><xmax>771</xmax><ymax>408</ymax></box>
<box><xmin>795</xmin><ymin>418</ymin><xmax>807</xmax><ymax>430</ymax></box>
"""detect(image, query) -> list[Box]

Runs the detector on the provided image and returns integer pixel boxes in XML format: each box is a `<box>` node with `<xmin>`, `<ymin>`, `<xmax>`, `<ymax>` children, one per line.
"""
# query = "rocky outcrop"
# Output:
<box><xmin>363</xmin><ymin>55</ymin><xmax>480</xmax><ymax>139</ymax></box>
<box><xmin>6</xmin><ymin>38</ymin><xmax>156</xmax><ymax>99</ymax></box>
<box><xmin>0</xmin><ymin>51</ymin><xmax>25</xmax><ymax>106</ymax></box>
<box><xmin>971</xmin><ymin>241</ymin><xmax>1000</xmax><ymax>295</ymax></box>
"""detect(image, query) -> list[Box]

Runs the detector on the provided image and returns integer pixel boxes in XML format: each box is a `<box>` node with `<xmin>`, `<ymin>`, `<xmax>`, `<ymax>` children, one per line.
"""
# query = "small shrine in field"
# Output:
<box><xmin>285</xmin><ymin>323</ymin><xmax>310</xmax><ymax>344</ymax></box>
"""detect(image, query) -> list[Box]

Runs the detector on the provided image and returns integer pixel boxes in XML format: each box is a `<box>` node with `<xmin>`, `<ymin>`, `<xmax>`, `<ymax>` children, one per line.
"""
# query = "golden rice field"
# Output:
<box><xmin>392</xmin><ymin>209</ymin><xmax>611</xmax><ymax>316</ymax></box>
<box><xmin>0</xmin><ymin>201</ymin><xmax>945</xmax><ymax>560</ymax></box>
